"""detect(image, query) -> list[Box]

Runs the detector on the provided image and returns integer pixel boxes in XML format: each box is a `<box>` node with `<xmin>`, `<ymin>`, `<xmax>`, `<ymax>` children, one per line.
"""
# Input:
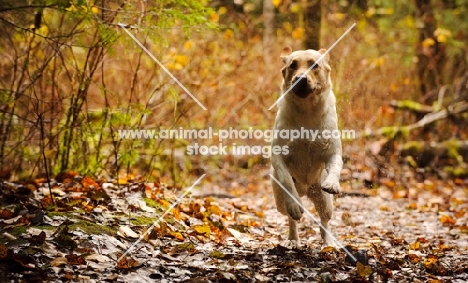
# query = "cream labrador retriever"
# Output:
<box><xmin>271</xmin><ymin>47</ymin><xmax>342</xmax><ymax>246</ymax></box>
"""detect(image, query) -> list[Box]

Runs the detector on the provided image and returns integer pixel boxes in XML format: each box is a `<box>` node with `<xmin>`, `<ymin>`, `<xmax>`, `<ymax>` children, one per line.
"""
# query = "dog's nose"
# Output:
<box><xmin>292</xmin><ymin>75</ymin><xmax>309</xmax><ymax>97</ymax></box>
<box><xmin>293</xmin><ymin>75</ymin><xmax>307</xmax><ymax>86</ymax></box>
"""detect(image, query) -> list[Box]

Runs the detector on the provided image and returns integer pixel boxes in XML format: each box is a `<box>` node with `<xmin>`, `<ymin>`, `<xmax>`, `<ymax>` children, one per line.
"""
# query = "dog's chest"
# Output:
<box><xmin>283</xmin><ymin>138</ymin><xmax>331</xmax><ymax>182</ymax></box>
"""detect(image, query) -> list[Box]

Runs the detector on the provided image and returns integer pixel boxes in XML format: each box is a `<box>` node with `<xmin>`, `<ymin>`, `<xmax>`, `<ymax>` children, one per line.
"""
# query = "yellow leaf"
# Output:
<box><xmin>282</xmin><ymin>22</ymin><xmax>293</xmax><ymax>33</ymax></box>
<box><xmin>169</xmin><ymin>231</ymin><xmax>184</xmax><ymax>241</ymax></box>
<box><xmin>404</xmin><ymin>15</ymin><xmax>415</xmax><ymax>28</ymax></box>
<box><xmin>290</xmin><ymin>3</ymin><xmax>301</xmax><ymax>13</ymax></box>
<box><xmin>207</xmin><ymin>204</ymin><xmax>222</xmax><ymax>215</ymax></box>
<box><xmin>172</xmin><ymin>207</ymin><xmax>180</xmax><ymax>220</ymax></box>
<box><xmin>357</xmin><ymin>262</ymin><xmax>373</xmax><ymax>278</ymax></box>
<box><xmin>365</xmin><ymin>7</ymin><xmax>375</xmax><ymax>17</ymax></box>
<box><xmin>209</xmin><ymin>250</ymin><xmax>225</xmax><ymax>259</ymax></box>
<box><xmin>66</xmin><ymin>4</ymin><xmax>77</xmax><ymax>12</ymax></box>
<box><xmin>409</xmin><ymin>241</ymin><xmax>421</xmax><ymax>250</ymax></box>
<box><xmin>173</xmin><ymin>62</ymin><xmax>184</xmax><ymax>70</ymax></box>
<box><xmin>218</xmin><ymin>6</ymin><xmax>227</xmax><ymax>15</ymax></box>
<box><xmin>91</xmin><ymin>6</ymin><xmax>99</xmax><ymax>14</ymax></box>
<box><xmin>193</xmin><ymin>224</ymin><xmax>211</xmax><ymax>237</ymax></box>
<box><xmin>407</xmin><ymin>202</ymin><xmax>417</xmax><ymax>210</ymax></box>
<box><xmin>434</xmin><ymin>28</ymin><xmax>452</xmax><ymax>39</ymax></box>
<box><xmin>334</xmin><ymin>13</ymin><xmax>346</xmax><ymax>21</ymax></box>
<box><xmin>184</xmin><ymin>41</ymin><xmax>193</xmax><ymax>51</ymax></box>
<box><xmin>165</xmin><ymin>63</ymin><xmax>176</xmax><ymax>70</ymax></box>
<box><xmin>422</xmin><ymin>38</ymin><xmax>435</xmax><ymax>47</ymax></box>
<box><xmin>158</xmin><ymin>199</ymin><xmax>171</xmax><ymax>208</ymax></box>
<box><xmin>272</xmin><ymin>0</ymin><xmax>282</xmax><ymax>8</ymax></box>
<box><xmin>209</xmin><ymin>11</ymin><xmax>219</xmax><ymax>23</ymax></box>
<box><xmin>424</xmin><ymin>254</ymin><xmax>438</xmax><ymax>269</ymax></box>
<box><xmin>117</xmin><ymin>178</ymin><xmax>128</xmax><ymax>185</ymax></box>
<box><xmin>320</xmin><ymin>246</ymin><xmax>335</xmax><ymax>253</ymax></box>
<box><xmin>175</xmin><ymin>55</ymin><xmax>189</xmax><ymax>66</ymax></box>
<box><xmin>223</xmin><ymin>29</ymin><xmax>235</xmax><ymax>40</ymax></box>
<box><xmin>436</xmin><ymin>34</ymin><xmax>448</xmax><ymax>43</ymax></box>
<box><xmin>440</xmin><ymin>215</ymin><xmax>456</xmax><ymax>225</ymax></box>
<box><xmin>292</xmin><ymin>27</ymin><xmax>304</xmax><ymax>40</ymax></box>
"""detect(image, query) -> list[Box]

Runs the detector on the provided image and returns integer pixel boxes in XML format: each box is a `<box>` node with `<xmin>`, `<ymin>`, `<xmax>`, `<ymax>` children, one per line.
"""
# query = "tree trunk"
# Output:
<box><xmin>263</xmin><ymin>0</ymin><xmax>275</xmax><ymax>64</ymax></box>
<box><xmin>303</xmin><ymin>0</ymin><xmax>321</xmax><ymax>50</ymax></box>
<box><xmin>415</xmin><ymin>0</ymin><xmax>446</xmax><ymax>104</ymax></box>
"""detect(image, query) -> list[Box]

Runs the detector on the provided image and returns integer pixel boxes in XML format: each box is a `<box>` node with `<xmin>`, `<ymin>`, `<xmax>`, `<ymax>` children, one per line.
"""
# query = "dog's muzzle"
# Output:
<box><xmin>291</xmin><ymin>75</ymin><xmax>311</xmax><ymax>98</ymax></box>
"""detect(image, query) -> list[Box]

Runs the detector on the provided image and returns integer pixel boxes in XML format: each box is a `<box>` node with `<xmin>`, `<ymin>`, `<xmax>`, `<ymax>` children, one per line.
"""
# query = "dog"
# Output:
<box><xmin>270</xmin><ymin>47</ymin><xmax>343</xmax><ymax>247</ymax></box>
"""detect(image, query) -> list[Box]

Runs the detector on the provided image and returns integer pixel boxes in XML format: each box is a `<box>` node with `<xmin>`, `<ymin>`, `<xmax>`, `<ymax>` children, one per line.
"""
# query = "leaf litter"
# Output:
<box><xmin>0</xmin><ymin>163</ymin><xmax>467</xmax><ymax>282</ymax></box>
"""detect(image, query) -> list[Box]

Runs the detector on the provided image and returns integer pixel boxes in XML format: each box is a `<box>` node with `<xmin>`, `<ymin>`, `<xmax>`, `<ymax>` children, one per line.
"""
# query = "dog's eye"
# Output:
<box><xmin>308</xmin><ymin>60</ymin><xmax>318</xmax><ymax>69</ymax></box>
<box><xmin>289</xmin><ymin>61</ymin><xmax>298</xmax><ymax>70</ymax></box>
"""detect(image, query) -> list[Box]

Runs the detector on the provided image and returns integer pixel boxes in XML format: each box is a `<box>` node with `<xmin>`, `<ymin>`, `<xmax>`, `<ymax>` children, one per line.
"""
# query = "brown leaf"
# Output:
<box><xmin>408</xmin><ymin>254</ymin><xmax>420</xmax><ymax>263</ymax></box>
<box><xmin>0</xmin><ymin>243</ymin><xmax>8</xmax><ymax>259</ymax></box>
<box><xmin>424</xmin><ymin>254</ymin><xmax>438</xmax><ymax>269</ymax></box>
<box><xmin>0</xmin><ymin>209</ymin><xmax>14</xmax><ymax>220</ymax></box>
<box><xmin>82</xmin><ymin>176</ymin><xmax>99</xmax><ymax>190</ymax></box>
<box><xmin>65</xmin><ymin>254</ymin><xmax>86</xmax><ymax>265</ymax></box>
<box><xmin>116</xmin><ymin>254</ymin><xmax>139</xmax><ymax>269</ymax></box>
<box><xmin>28</xmin><ymin>231</ymin><xmax>46</xmax><ymax>245</ymax></box>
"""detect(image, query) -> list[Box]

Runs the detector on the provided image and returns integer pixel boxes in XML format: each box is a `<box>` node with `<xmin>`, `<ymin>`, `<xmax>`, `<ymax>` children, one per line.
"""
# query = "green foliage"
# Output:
<box><xmin>0</xmin><ymin>0</ymin><xmax>217</xmax><ymax>181</ymax></box>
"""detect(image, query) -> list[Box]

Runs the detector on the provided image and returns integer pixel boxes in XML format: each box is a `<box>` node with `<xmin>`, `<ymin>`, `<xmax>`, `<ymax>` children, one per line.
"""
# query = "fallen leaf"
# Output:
<box><xmin>408</xmin><ymin>253</ymin><xmax>420</xmax><ymax>263</ymax></box>
<box><xmin>357</xmin><ymin>262</ymin><xmax>373</xmax><ymax>278</ymax></box>
<box><xmin>209</xmin><ymin>250</ymin><xmax>226</xmax><ymax>259</ymax></box>
<box><xmin>50</xmin><ymin>256</ymin><xmax>68</xmax><ymax>267</ymax></box>
<box><xmin>439</xmin><ymin>215</ymin><xmax>456</xmax><ymax>225</ymax></box>
<box><xmin>66</xmin><ymin>253</ymin><xmax>86</xmax><ymax>265</ymax></box>
<box><xmin>0</xmin><ymin>243</ymin><xmax>8</xmax><ymax>259</ymax></box>
<box><xmin>118</xmin><ymin>226</ymin><xmax>139</xmax><ymax>239</ymax></box>
<box><xmin>117</xmin><ymin>255</ymin><xmax>139</xmax><ymax>269</ymax></box>
<box><xmin>192</xmin><ymin>223</ymin><xmax>211</xmax><ymax>237</ymax></box>
<box><xmin>409</xmin><ymin>241</ymin><xmax>421</xmax><ymax>250</ymax></box>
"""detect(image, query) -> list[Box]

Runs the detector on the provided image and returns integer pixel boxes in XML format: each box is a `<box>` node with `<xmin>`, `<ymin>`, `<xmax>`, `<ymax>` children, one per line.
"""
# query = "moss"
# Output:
<box><xmin>1</xmin><ymin>226</ymin><xmax>28</xmax><ymax>241</ymax></box>
<box><xmin>69</xmin><ymin>220</ymin><xmax>116</xmax><ymax>236</ymax></box>
<box><xmin>144</xmin><ymin>197</ymin><xmax>162</xmax><ymax>209</ymax></box>
<box><xmin>47</xmin><ymin>211</ymin><xmax>73</xmax><ymax>218</ymax></box>
<box><xmin>130</xmin><ymin>216</ymin><xmax>157</xmax><ymax>226</ymax></box>
<box><xmin>451</xmin><ymin>165</ymin><xmax>468</xmax><ymax>178</ymax></box>
<box><xmin>444</xmin><ymin>140</ymin><xmax>464</xmax><ymax>164</ymax></box>
<box><xmin>400</xmin><ymin>140</ymin><xmax>423</xmax><ymax>151</ymax></box>
<box><xmin>379</xmin><ymin>126</ymin><xmax>399</xmax><ymax>139</ymax></box>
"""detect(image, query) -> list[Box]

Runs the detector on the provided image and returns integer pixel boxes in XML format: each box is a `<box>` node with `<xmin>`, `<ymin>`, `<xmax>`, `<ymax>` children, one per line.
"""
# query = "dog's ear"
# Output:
<box><xmin>318</xmin><ymin>48</ymin><xmax>330</xmax><ymax>62</ymax></box>
<box><xmin>280</xmin><ymin>46</ymin><xmax>292</xmax><ymax>63</ymax></box>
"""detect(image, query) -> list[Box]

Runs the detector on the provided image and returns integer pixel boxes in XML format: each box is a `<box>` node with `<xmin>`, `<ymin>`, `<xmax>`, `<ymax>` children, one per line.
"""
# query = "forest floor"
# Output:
<box><xmin>1</xmin><ymin>150</ymin><xmax>468</xmax><ymax>282</ymax></box>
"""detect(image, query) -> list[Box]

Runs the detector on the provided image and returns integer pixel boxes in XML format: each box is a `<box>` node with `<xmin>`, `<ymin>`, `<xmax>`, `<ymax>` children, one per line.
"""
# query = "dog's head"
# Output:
<box><xmin>280</xmin><ymin>47</ymin><xmax>332</xmax><ymax>100</ymax></box>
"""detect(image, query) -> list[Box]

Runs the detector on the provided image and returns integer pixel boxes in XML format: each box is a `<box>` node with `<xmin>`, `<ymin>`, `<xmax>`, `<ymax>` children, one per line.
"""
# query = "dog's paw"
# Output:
<box><xmin>285</xmin><ymin>198</ymin><xmax>304</xmax><ymax>220</ymax></box>
<box><xmin>283</xmin><ymin>239</ymin><xmax>301</xmax><ymax>249</ymax></box>
<box><xmin>322</xmin><ymin>235</ymin><xmax>337</xmax><ymax>248</ymax></box>
<box><xmin>321</xmin><ymin>180</ymin><xmax>341</xmax><ymax>194</ymax></box>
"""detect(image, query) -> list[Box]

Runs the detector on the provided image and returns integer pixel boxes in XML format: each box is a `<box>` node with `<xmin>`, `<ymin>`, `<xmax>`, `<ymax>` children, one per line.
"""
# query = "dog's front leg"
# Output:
<box><xmin>321</xmin><ymin>154</ymin><xmax>343</xmax><ymax>194</ymax></box>
<box><xmin>271</xmin><ymin>156</ymin><xmax>304</xmax><ymax>222</ymax></box>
